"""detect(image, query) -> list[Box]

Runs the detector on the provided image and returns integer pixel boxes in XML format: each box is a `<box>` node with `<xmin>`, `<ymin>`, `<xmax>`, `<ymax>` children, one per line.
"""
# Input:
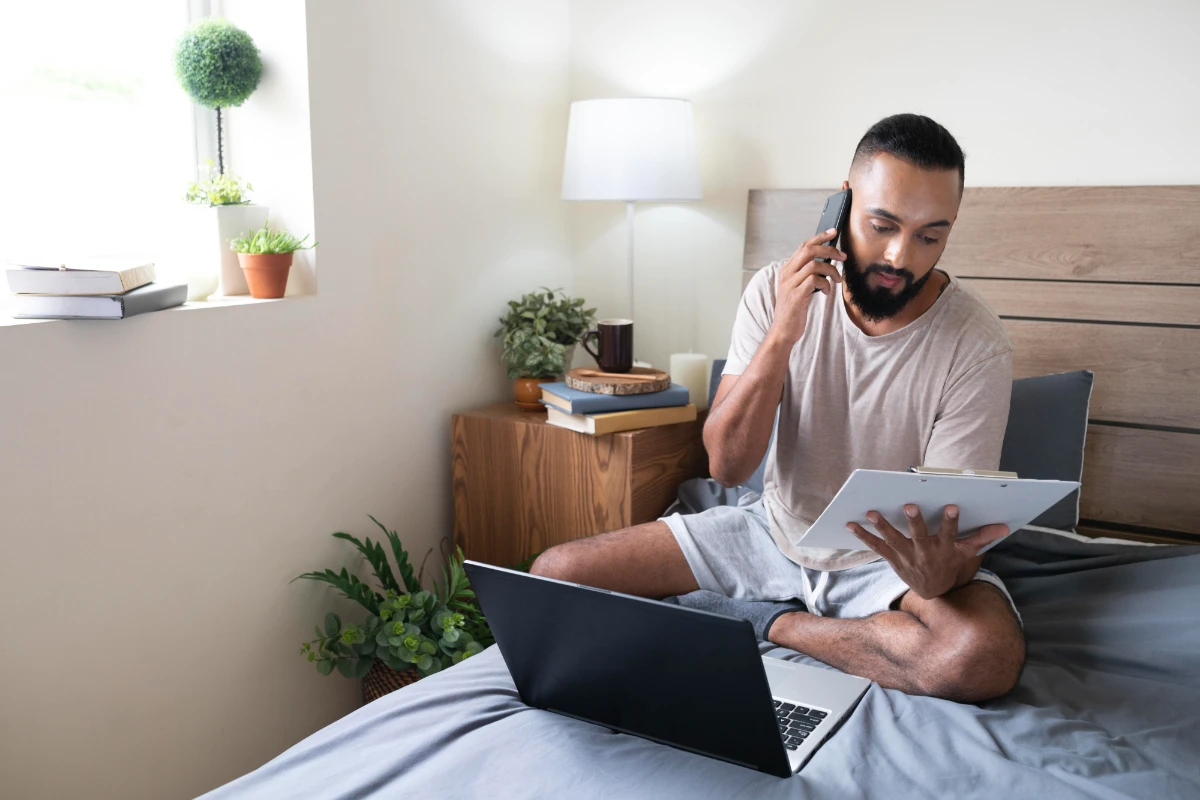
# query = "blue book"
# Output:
<box><xmin>539</xmin><ymin>381</ymin><xmax>690</xmax><ymax>415</ymax></box>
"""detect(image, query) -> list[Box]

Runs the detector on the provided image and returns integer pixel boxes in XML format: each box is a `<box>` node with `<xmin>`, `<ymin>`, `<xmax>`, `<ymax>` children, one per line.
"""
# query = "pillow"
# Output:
<box><xmin>709</xmin><ymin>361</ymin><xmax>1094</xmax><ymax>528</ymax></box>
<box><xmin>999</xmin><ymin>370</ymin><xmax>1094</xmax><ymax>529</ymax></box>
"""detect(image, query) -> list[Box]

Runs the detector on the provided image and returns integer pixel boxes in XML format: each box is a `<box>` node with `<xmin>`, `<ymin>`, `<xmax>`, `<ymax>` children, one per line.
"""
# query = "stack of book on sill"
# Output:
<box><xmin>4</xmin><ymin>259</ymin><xmax>187</xmax><ymax>319</ymax></box>
<box><xmin>539</xmin><ymin>381</ymin><xmax>696</xmax><ymax>436</ymax></box>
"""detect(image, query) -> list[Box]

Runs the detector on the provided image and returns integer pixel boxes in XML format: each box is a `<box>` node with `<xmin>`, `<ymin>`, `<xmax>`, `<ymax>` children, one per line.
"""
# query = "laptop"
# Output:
<box><xmin>464</xmin><ymin>561</ymin><xmax>871</xmax><ymax>778</ymax></box>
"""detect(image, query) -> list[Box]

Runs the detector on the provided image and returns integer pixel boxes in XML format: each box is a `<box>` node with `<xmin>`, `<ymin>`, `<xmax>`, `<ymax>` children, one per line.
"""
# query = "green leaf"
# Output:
<box><xmin>371</xmin><ymin>515</ymin><xmax>420</xmax><ymax>594</ymax></box>
<box><xmin>333</xmin><ymin>530</ymin><xmax>400</xmax><ymax>595</ymax></box>
<box><xmin>353</xmin><ymin>657</ymin><xmax>373</xmax><ymax>679</ymax></box>
<box><xmin>316</xmin><ymin>660</ymin><xmax>334</xmax><ymax>677</ymax></box>
<box><xmin>292</xmin><ymin>567</ymin><xmax>381</xmax><ymax>616</ymax></box>
<box><xmin>416</xmin><ymin>654</ymin><xmax>434</xmax><ymax>672</ymax></box>
<box><xmin>336</xmin><ymin>658</ymin><xmax>356</xmax><ymax>678</ymax></box>
<box><xmin>324</xmin><ymin>612</ymin><xmax>340</xmax><ymax>638</ymax></box>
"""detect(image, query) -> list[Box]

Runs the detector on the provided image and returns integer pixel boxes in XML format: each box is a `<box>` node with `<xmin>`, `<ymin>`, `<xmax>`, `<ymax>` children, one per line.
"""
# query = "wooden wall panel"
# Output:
<box><xmin>1002</xmin><ymin>320</ymin><xmax>1200</xmax><ymax>429</ymax></box>
<box><xmin>1080</xmin><ymin>425</ymin><xmax>1200</xmax><ymax>536</ymax></box>
<box><xmin>964</xmin><ymin>279</ymin><xmax>1200</xmax><ymax>327</ymax></box>
<box><xmin>945</xmin><ymin>186</ymin><xmax>1200</xmax><ymax>283</ymax></box>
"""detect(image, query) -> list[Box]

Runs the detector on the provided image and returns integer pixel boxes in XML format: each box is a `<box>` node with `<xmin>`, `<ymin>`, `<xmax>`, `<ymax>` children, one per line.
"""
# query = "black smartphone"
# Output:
<box><xmin>813</xmin><ymin>188</ymin><xmax>851</xmax><ymax>263</ymax></box>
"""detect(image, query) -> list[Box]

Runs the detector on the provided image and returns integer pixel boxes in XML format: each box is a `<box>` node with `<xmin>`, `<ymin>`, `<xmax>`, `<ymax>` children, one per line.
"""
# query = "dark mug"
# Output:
<box><xmin>581</xmin><ymin>318</ymin><xmax>634</xmax><ymax>374</ymax></box>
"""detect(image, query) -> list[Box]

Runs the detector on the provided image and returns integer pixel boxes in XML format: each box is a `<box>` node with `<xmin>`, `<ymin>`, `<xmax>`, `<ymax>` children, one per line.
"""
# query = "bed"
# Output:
<box><xmin>204</xmin><ymin>186</ymin><xmax>1200</xmax><ymax>799</ymax></box>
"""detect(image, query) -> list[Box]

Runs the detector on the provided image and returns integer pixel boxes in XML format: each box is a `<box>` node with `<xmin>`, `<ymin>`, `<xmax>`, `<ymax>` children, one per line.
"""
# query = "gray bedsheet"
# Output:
<box><xmin>205</xmin><ymin>526</ymin><xmax>1200</xmax><ymax>799</ymax></box>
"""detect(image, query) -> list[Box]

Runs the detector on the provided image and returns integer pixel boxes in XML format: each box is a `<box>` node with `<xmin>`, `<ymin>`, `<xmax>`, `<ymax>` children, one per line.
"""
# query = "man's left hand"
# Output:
<box><xmin>846</xmin><ymin>505</ymin><xmax>1009</xmax><ymax>600</ymax></box>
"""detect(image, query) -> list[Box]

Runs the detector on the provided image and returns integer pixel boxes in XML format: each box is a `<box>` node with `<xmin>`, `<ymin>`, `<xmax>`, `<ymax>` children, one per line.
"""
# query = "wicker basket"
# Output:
<box><xmin>362</xmin><ymin>660</ymin><xmax>421</xmax><ymax>703</ymax></box>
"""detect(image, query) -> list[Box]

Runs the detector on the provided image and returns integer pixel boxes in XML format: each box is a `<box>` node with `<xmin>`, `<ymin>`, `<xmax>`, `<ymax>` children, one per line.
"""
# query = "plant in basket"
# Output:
<box><xmin>294</xmin><ymin>516</ymin><xmax>493</xmax><ymax>702</ymax></box>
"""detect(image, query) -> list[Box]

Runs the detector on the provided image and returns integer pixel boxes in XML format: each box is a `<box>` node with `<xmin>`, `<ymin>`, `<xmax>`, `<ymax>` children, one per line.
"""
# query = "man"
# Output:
<box><xmin>531</xmin><ymin>114</ymin><xmax>1023</xmax><ymax>703</ymax></box>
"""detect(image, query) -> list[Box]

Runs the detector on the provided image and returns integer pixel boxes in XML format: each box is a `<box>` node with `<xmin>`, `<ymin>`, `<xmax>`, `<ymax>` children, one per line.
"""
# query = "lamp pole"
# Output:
<box><xmin>626</xmin><ymin>200</ymin><xmax>635</xmax><ymax>322</ymax></box>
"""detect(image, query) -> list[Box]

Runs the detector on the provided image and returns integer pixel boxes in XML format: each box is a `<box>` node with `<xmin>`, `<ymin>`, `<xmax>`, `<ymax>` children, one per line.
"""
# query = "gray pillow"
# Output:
<box><xmin>708</xmin><ymin>361</ymin><xmax>1093</xmax><ymax>528</ymax></box>
<box><xmin>999</xmin><ymin>370</ymin><xmax>1094</xmax><ymax>529</ymax></box>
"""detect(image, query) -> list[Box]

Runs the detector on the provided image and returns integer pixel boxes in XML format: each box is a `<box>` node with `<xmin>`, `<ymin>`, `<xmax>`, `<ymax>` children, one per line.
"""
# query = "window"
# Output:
<box><xmin>0</xmin><ymin>1</ymin><xmax>200</xmax><ymax>262</ymax></box>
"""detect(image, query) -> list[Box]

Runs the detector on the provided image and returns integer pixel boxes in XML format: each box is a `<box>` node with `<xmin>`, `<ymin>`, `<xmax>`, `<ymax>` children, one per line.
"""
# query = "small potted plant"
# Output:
<box><xmin>182</xmin><ymin>161</ymin><xmax>268</xmax><ymax>298</ymax></box>
<box><xmin>229</xmin><ymin>221</ymin><xmax>317</xmax><ymax>299</ymax></box>
<box><xmin>494</xmin><ymin>288</ymin><xmax>596</xmax><ymax>410</ymax></box>
<box><xmin>294</xmin><ymin>517</ymin><xmax>493</xmax><ymax>703</ymax></box>
<box><xmin>174</xmin><ymin>18</ymin><xmax>262</xmax><ymax>177</ymax></box>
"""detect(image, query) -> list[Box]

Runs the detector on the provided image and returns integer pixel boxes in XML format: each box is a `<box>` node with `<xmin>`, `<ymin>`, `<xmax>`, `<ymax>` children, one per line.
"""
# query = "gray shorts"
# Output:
<box><xmin>660</xmin><ymin>496</ymin><xmax>1021</xmax><ymax>624</ymax></box>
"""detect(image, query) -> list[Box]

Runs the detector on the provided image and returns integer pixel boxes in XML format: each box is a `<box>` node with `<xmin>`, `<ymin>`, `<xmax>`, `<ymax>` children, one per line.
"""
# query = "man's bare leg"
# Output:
<box><xmin>529</xmin><ymin>521</ymin><xmax>699</xmax><ymax>598</ymax></box>
<box><xmin>531</xmin><ymin>526</ymin><xmax>1024</xmax><ymax>703</ymax></box>
<box><xmin>766</xmin><ymin>582</ymin><xmax>1025</xmax><ymax>702</ymax></box>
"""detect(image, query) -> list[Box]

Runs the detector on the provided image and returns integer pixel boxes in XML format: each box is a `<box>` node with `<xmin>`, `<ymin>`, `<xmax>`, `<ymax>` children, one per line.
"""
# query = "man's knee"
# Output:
<box><xmin>920</xmin><ymin>613</ymin><xmax>1025</xmax><ymax>702</ymax></box>
<box><xmin>529</xmin><ymin>544</ymin><xmax>582</xmax><ymax>582</ymax></box>
<box><xmin>911</xmin><ymin>584</ymin><xmax>1026</xmax><ymax>702</ymax></box>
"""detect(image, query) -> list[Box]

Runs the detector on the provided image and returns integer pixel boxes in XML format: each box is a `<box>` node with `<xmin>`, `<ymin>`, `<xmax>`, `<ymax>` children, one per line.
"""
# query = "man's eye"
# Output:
<box><xmin>920</xmin><ymin>235</ymin><xmax>940</xmax><ymax>245</ymax></box>
<box><xmin>870</xmin><ymin>224</ymin><xmax>892</xmax><ymax>233</ymax></box>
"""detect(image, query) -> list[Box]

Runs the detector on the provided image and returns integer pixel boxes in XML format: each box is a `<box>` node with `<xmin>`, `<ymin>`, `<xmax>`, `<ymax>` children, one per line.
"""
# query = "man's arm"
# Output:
<box><xmin>704</xmin><ymin>230</ymin><xmax>844</xmax><ymax>486</ymax></box>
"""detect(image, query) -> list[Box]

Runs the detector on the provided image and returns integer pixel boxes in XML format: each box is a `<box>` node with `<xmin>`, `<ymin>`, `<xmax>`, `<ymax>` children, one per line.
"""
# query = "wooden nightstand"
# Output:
<box><xmin>451</xmin><ymin>403</ymin><xmax>709</xmax><ymax>566</ymax></box>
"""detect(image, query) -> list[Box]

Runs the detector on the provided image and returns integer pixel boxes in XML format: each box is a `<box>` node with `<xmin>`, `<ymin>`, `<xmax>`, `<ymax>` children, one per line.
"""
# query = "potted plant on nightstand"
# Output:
<box><xmin>229</xmin><ymin>221</ymin><xmax>317</xmax><ymax>299</ymax></box>
<box><xmin>294</xmin><ymin>516</ymin><xmax>493</xmax><ymax>703</ymax></box>
<box><xmin>495</xmin><ymin>287</ymin><xmax>596</xmax><ymax>410</ymax></box>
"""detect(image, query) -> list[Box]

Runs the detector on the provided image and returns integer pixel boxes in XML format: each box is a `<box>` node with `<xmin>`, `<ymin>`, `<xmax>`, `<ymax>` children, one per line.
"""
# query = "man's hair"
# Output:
<box><xmin>851</xmin><ymin>114</ymin><xmax>965</xmax><ymax>190</ymax></box>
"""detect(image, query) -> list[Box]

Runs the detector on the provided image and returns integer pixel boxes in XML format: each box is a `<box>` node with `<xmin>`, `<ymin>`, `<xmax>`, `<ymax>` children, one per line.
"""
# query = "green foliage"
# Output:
<box><xmin>174</xmin><ymin>18</ymin><xmax>262</xmax><ymax>109</ymax></box>
<box><xmin>295</xmin><ymin>518</ymin><xmax>498</xmax><ymax>681</ymax></box>
<box><xmin>493</xmin><ymin>287</ymin><xmax>596</xmax><ymax>379</ymax></box>
<box><xmin>229</xmin><ymin>221</ymin><xmax>317</xmax><ymax>254</ymax></box>
<box><xmin>184</xmin><ymin>161</ymin><xmax>252</xmax><ymax>206</ymax></box>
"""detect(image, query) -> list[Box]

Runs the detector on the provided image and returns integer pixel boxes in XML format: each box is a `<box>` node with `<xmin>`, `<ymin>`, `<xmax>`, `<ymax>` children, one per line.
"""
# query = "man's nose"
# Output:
<box><xmin>884</xmin><ymin>234</ymin><xmax>916</xmax><ymax>273</ymax></box>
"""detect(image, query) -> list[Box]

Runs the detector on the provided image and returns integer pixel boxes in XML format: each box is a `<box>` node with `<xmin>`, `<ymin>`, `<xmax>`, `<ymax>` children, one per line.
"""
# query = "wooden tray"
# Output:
<box><xmin>565</xmin><ymin>366</ymin><xmax>670</xmax><ymax>396</ymax></box>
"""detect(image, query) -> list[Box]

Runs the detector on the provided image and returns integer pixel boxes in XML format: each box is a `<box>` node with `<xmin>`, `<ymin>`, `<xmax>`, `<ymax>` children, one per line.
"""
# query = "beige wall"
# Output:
<box><xmin>567</xmin><ymin>0</ymin><xmax>1200</xmax><ymax>371</ymax></box>
<box><xmin>0</xmin><ymin>1</ymin><xmax>570</xmax><ymax>797</ymax></box>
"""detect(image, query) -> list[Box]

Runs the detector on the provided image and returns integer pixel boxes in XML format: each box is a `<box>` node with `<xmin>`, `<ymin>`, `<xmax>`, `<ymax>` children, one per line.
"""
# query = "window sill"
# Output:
<box><xmin>0</xmin><ymin>294</ymin><xmax>302</xmax><ymax>328</ymax></box>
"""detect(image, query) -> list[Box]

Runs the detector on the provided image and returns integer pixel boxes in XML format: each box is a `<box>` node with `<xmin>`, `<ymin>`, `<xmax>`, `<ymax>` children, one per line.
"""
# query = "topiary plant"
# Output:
<box><xmin>174</xmin><ymin>18</ymin><xmax>262</xmax><ymax>175</ymax></box>
<box><xmin>494</xmin><ymin>287</ymin><xmax>597</xmax><ymax>379</ymax></box>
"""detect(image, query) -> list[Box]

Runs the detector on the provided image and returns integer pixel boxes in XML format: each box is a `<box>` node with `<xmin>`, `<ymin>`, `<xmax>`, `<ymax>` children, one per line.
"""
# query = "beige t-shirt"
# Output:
<box><xmin>724</xmin><ymin>261</ymin><xmax>1013</xmax><ymax>572</ymax></box>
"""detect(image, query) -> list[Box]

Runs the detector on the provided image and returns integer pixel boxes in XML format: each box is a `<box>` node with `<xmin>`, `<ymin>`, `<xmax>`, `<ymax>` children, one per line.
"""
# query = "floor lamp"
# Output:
<box><xmin>561</xmin><ymin>98</ymin><xmax>702</xmax><ymax>363</ymax></box>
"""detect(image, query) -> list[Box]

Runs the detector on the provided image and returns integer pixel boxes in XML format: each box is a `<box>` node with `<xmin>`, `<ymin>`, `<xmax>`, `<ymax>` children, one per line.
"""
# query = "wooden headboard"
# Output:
<box><xmin>742</xmin><ymin>187</ymin><xmax>1200</xmax><ymax>545</ymax></box>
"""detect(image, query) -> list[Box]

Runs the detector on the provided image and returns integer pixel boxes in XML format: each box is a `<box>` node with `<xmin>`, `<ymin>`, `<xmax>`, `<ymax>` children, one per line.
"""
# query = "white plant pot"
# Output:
<box><xmin>184</xmin><ymin>204</ymin><xmax>270</xmax><ymax>297</ymax></box>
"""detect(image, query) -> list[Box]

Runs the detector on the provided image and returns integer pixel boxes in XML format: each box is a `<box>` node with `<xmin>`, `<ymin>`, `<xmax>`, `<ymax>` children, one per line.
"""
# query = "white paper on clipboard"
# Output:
<box><xmin>800</xmin><ymin>469</ymin><xmax>1080</xmax><ymax>553</ymax></box>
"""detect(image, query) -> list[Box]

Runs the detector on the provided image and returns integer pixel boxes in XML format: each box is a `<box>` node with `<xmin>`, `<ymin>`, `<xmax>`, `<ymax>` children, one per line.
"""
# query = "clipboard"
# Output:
<box><xmin>799</xmin><ymin>468</ymin><xmax>1080</xmax><ymax>553</ymax></box>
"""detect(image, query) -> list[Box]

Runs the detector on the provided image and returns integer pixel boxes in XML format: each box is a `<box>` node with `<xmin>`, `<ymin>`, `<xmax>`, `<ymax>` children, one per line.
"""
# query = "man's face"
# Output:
<box><xmin>842</xmin><ymin>153</ymin><xmax>962</xmax><ymax>322</ymax></box>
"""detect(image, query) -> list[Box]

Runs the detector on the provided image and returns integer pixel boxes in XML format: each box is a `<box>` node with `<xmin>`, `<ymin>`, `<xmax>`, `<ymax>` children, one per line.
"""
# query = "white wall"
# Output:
<box><xmin>567</xmin><ymin>0</ymin><xmax>1200</xmax><ymax>371</ymax></box>
<box><xmin>0</xmin><ymin>1</ymin><xmax>570</xmax><ymax>797</ymax></box>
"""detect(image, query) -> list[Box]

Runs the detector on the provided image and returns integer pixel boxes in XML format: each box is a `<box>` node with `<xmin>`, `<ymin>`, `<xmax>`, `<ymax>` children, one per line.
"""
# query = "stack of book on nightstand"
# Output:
<box><xmin>539</xmin><ymin>381</ymin><xmax>696</xmax><ymax>435</ymax></box>
<box><xmin>4</xmin><ymin>258</ymin><xmax>187</xmax><ymax>319</ymax></box>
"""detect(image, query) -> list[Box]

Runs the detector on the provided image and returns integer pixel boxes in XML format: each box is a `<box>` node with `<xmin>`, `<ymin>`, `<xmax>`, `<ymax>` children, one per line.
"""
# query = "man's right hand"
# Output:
<box><xmin>769</xmin><ymin>229</ymin><xmax>845</xmax><ymax>346</ymax></box>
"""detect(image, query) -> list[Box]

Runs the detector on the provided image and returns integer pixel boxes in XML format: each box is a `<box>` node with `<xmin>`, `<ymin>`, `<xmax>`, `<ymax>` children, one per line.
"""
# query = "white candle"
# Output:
<box><xmin>669</xmin><ymin>353</ymin><xmax>710</xmax><ymax>411</ymax></box>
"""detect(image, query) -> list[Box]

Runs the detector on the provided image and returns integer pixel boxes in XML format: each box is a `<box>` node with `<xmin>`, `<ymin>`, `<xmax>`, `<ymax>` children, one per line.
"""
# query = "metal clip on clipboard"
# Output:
<box><xmin>909</xmin><ymin>466</ymin><xmax>1019</xmax><ymax>479</ymax></box>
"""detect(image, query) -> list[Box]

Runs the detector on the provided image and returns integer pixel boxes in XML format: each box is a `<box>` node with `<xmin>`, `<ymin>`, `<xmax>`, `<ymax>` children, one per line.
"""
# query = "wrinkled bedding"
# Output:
<box><xmin>205</xmin><ymin>522</ymin><xmax>1200</xmax><ymax>799</ymax></box>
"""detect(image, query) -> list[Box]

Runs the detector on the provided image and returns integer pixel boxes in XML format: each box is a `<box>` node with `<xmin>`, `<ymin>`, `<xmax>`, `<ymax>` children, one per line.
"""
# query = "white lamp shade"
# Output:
<box><xmin>561</xmin><ymin>98</ymin><xmax>702</xmax><ymax>202</ymax></box>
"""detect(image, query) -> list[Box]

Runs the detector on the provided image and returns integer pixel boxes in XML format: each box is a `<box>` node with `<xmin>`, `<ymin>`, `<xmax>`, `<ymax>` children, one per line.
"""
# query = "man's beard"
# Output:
<box><xmin>841</xmin><ymin>250</ymin><xmax>935</xmax><ymax>322</ymax></box>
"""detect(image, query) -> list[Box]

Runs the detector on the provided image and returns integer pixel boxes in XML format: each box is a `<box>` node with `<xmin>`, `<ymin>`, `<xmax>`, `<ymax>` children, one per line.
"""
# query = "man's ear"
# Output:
<box><xmin>841</xmin><ymin>179</ymin><xmax>849</xmax><ymax>191</ymax></box>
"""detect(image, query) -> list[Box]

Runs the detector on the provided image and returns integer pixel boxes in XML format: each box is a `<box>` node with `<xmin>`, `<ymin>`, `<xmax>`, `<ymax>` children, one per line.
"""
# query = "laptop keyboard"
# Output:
<box><xmin>773</xmin><ymin>699</ymin><xmax>829</xmax><ymax>751</ymax></box>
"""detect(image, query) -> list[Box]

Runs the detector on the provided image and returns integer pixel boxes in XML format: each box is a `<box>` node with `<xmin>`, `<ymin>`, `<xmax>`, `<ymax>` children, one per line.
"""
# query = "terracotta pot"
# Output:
<box><xmin>237</xmin><ymin>252</ymin><xmax>294</xmax><ymax>299</ymax></box>
<box><xmin>514</xmin><ymin>376</ymin><xmax>555</xmax><ymax>411</ymax></box>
